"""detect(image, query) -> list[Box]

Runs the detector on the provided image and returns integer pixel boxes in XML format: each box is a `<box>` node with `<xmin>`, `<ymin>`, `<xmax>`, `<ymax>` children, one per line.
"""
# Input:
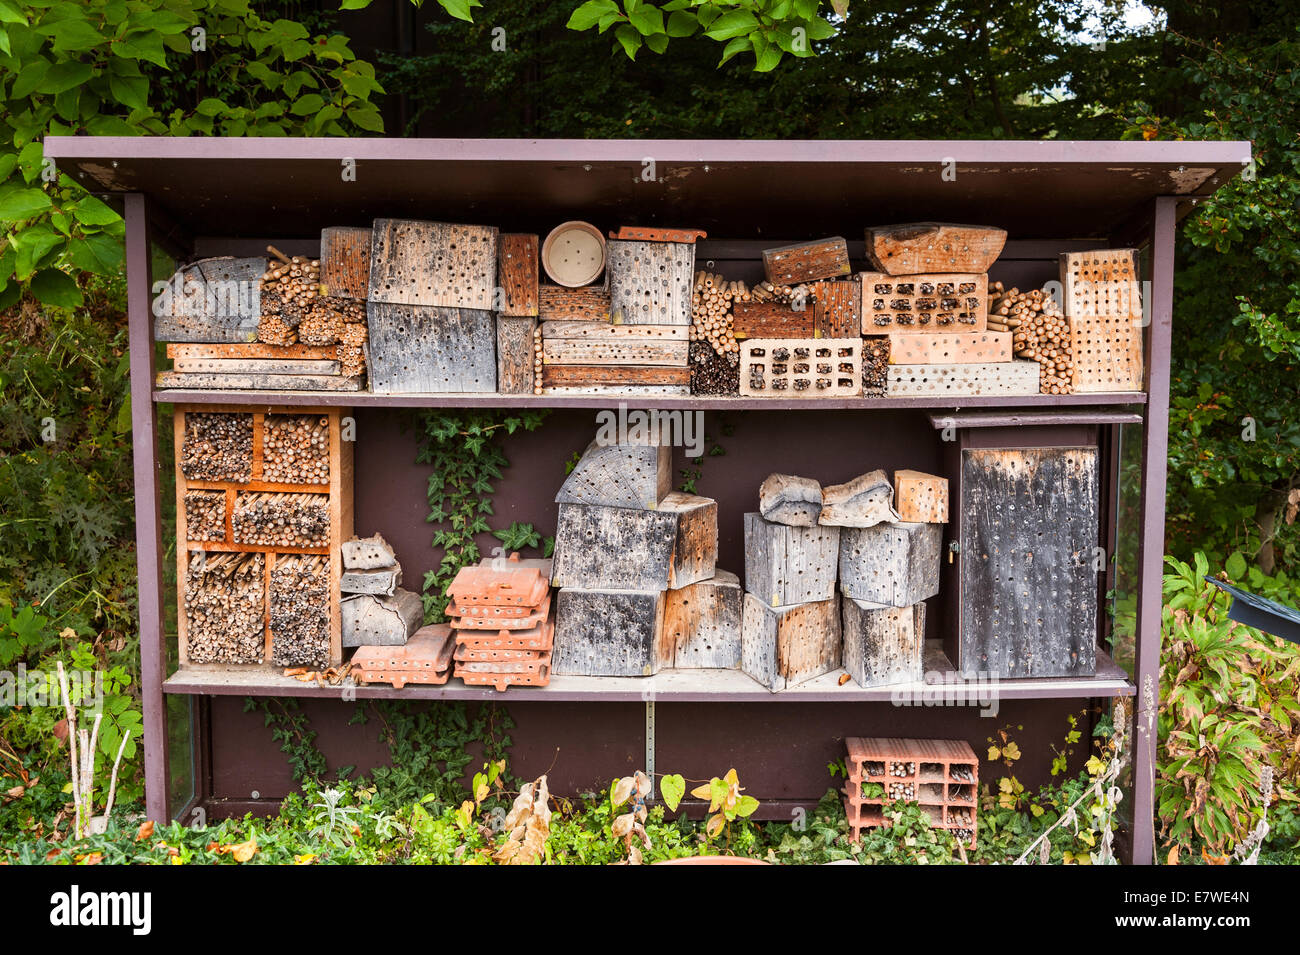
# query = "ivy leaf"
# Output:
<box><xmin>30</xmin><ymin>268</ymin><xmax>83</xmax><ymax>308</ymax></box>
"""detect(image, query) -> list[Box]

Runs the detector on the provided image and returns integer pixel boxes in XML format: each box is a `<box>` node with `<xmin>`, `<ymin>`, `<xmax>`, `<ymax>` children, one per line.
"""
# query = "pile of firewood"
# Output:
<box><xmin>180</xmin><ymin>412</ymin><xmax>253</xmax><ymax>482</ymax></box>
<box><xmin>269</xmin><ymin>555</ymin><xmax>330</xmax><ymax>668</ymax></box>
<box><xmin>232</xmin><ymin>492</ymin><xmax>330</xmax><ymax>548</ymax></box>
<box><xmin>184</xmin><ymin>552</ymin><xmax>265</xmax><ymax>664</ymax></box>
<box><xmin>689</xmin><ymin>271</ymin><xmax>741</xmax><ymax>356</ymax></box>
<box><xmin>262</xmin><ymin>415</ymin><xmax>330</xmax><ymax>485</ymax></box>
<box><xmin>988</xmin><ymin>283</ymin><xmax>1074</xmax><ymax>394</ymax></box>
<box><xmin>184</xmin><ymin>490</ymin><xmax>226</xmax><ymax>542</ymax></box>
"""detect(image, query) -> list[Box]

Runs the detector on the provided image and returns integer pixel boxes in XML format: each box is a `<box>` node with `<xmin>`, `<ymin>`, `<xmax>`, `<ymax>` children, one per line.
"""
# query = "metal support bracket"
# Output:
<box><xmin>645</xmin><ymin>700</ymin><xmax>656</xmax><ymax>786</ymax></box>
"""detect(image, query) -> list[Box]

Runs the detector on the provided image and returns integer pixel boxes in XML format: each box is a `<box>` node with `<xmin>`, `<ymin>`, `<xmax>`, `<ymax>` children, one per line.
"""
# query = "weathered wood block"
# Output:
<box><xmin>553</xmin><ymin>588</ymin><xmax>667</xmax><ymax>676</ymax></box>
<box><xmin>731</xmin><ymin>302</ymin><xmax>814</xmax><ymax>339</ymax></box>
<box><xmin>367</xmin><ymin>218</ymin><xmax>498</xmax><ymax>310</ymax></box>
<box><xmin>608</xmin><ymin>226</ymin><xmax>706</xmax><ymax>244</ymax></box>
<box><xmin>743</xmin><ymin>512</ymin><xmax>839</xmax><ymax>607</ymax></box>
<box><xmin>340</xmin><ymin>566</ymin><xmax>402</xmax><ymax>596</ymax></box>
<box><xmin>886</xmin><ymin>361</ymin><xmax>1040</xmax><ymax>397</ymax></box>
<box><xmin>496</xmin><ymin>315</ymin><xmax>536</xmax><ymax>395</ymax></box>
<box><xmin>860</xmin><ymin>272</ymin><xmax>987</xmax><ymax>332</ymax></box>
<box><xmin>171</xmin><ymin>357</ymin><xmax>340</xmax><ymax>375</ymax></box>
<box><xmin>762</xmin><ymin>237</ymin><xmax>851</xmax><ymax>285</ymax></box>
<box><xmin>841</xmin><ymin>598</ymin><xmax>925</xmax><ymax>688</ymax></box>
<box><xmin>342</xmin><ymin>533</ymin><xmax>397</xmax><ymax>570</ymax></box>
<box><xmin>541</xmin><ymin>339</ymin><xmax>688</xmax><ymax>366</ymax></box>
<box><xmin>758</xmin><ymin>473</ymin><xmax>823</xmax><ymax>526</ymax></box>
<box><xmin>1060</xmin><ymin>249</ymin><xmax>1143</xmax><ymax>393</ymax></box>
<box><xmin>541</xmin><ymin>322</ymin><xmax>687</xmax><ymax>341</ymax></box>
<box><xmin>155</xmin><ymin>372</ymin><xmax>363</xmax><ymax>392</ymax></box>
<box><xmin>366</xmin><ymin>302</ymin><xmax>496</xmax><ymax>393</ymax></box>
<box><xmin>606</xmin><ymin>239</ymin><xmax>695</xmax><ymax>326</ymax></box>
<box><xmin>166</xmin><ymin>343</ymin><xmax>338</xmax><ymax>361</ymax></box>
<box><xmin>741</xmin><ymin>593</ymin><xmax>841</xmax><ymax>691</ymax></box>
<box><xmin>341</xmin><ymin>589</ymin><xmax>423</xmax><ymax>647</ymax></box>
<box><xmin>541</xmin><ymin>365</ymin><xmax>690</xmax><ymax>388</ymax></box>
<box><xmin>319</xmin><ymin>226</ymin><xmax>372</xmax><ymax>300</ymax></box>
<box><xmin>498</xmin><ymin>234</ymin><xmax>539</xmax><ymax>317</ymax></box>
<box><xmin>887</xmin><ymin>331</ymin><xmax>1012</xmax><ymax>365</ymax></box>
<box><xmin>864</xmin><ymin>223</ymin><xmax>1007</xmax><ymax>275</ymax></box>
<box><xmin>894</xmin><ymin>470</ymin><xmax>949</xmax><ymax>523</ymax></box>
<box><xmin>555</xmin><ymin>440</ymin><xmax>671</xmax><ymax>509</ymax></box>
<box><xmin>812</xmin><ymin>280</ymin><xmax>862</xmax><ymax>338</ymax></box>
<box><xmin>154</xmin><ymin>256</ymin><xmax>264</xmax><ymax>342</ymax></box>
<box><xmin>838</xmin><ymin>521</ymin><xmax>943</xmax><ymax>607</ymax></box>
<box><xmin>739</xmin><ymin>338</ymin><xmax>861</xmax><ymax>398</ymax></box>
<box><xmin>660</xmin><ymin>491</ymin><xmax>718</xmax><ymax>588</ymax></box>
<box><xmin>542</xmin><ymin>384</ymin><xmax>691</xmax><ymax>396</ymax></box>
<box><xmin>819</xmin><ymin>470</ymin><xmax>899</xmax><ymax>527</ymax></box>
<box><xmin>663</xmin><ymin>570</ymin><xmax>743</xmax><ymax>669</ymax></box>
<box><xmin>538</xmin><ymin>285</ymin><xmax>611</xmax><ymax>321</ymax></box>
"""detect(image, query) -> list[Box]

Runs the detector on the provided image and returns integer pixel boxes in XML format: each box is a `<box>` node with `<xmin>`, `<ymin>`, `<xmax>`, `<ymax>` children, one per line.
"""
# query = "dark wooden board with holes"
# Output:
<box><xmin>606</xmin><ymin>239</ymin><xmax>695</xmax><ymax>326</ymax></box>
<box><xmin>860</xmin><ymin>272</ymin><xmax>987</xmax><ymax>333</ymax></box>
<box><xmin>365</xmin><ymin>302</ymin><xmax>496</xmax><ymax>393</ymax></box>
<box><xmin>731</xmin><ymin>302</ymin><xmax>814</xmax><ymax>339</ymax></box>
<box><xmin>367</xmin><ymin>218</ymin><xmax>498</xmax><ymax>310</ymax></box>
<box><xmin>958</xmin><ymin>447</ymin><xmax>1099</xmax><ymax>677</ymax></box>
<box><xmin>864</xmin><ymin>223</ymin><xmax>1007</xmax><ymax>275</ymax></box>
<box><xmin>155</xmin><ymin>256</ymin><xmax>264</xmax><ymax>342</ymax></box>
<box><xmin>553</xmin><ymin>588</ymin><xmax>668</xmax><ymax>677</ymax></box>
<box><xmin>812</xmin><ymin>280</ymin><xmax>862</xmax><ymax>339</ymax></box>
<box><xmin>319</xmin><ymin>226</ymin><xmax>371</xmax><ymax>300</ymax></box>
<box><xmin>498</xmin><ymin>234</ymin><xmax>539</xmax><ymax>317</ymax></box>
<box><xmin>496</xmin><ymin>316</ymin><xmax>536</xmax><ymax>394</ymax></box>
<box><xmin>541</xmin><ymin>364</ymin><xmax>690</xmax><ymax>387</ymax></box>
<box><xmin>538</xmin><ymin>285</ymin><xmax>611</xmax><ymax>321</ymax></box>
<box><xmin>762</xmin><ymin>237</ymin><xmax>851</xmax><ymax>285</ymax></box>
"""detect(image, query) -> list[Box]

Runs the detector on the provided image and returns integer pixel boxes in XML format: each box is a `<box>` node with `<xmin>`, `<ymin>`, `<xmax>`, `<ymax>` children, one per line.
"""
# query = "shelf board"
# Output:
<box><xmin>153</xmin><ymin>389</ymin><xmax>1147</xmax><ymax>411</ymax></box>
<box><xmin>164</xmin><ymin>642</ymin><xmax>1134</xmax><ymax>702</ymax></box>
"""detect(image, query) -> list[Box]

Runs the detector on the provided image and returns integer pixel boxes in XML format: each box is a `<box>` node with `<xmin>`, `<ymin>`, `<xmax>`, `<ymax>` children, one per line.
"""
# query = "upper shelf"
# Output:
<box><xmin>44</xmin><ymin>137</ymin><xmax>1250</xmax><ymax>243</ymax></box>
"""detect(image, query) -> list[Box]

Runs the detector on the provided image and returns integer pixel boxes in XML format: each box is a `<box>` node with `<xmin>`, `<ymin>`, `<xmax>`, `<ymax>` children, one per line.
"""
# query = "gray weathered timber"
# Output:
<box><xmin>154</xmin><ymin>256</ymin><xmax>264</xmax><ymax>342</ymax></box>
<box><xmin>553</xmin><ymin>588</ymin><xmax>666</xmax><ymax>676</ymax></box>
<box><xmin>758</xmin><ymin>473</ymin><xmax>823</xmax><ymax>526</ymax></box>
<box><xmin>342</xmin><ymin>533</ymin><xmax>397</xmax><ymax>570</ymax></box>
<box><xmin>663</xmin><ymin>570</ymin><xmax>742</xmax><ymax>669</ymax></box>
<box><xmin>660</xmin><ymin>491</ymin><xmax>718</xmax><ymax>588</ymax></box>
<box><xmin>740</xmin><ymin>593</ymin><xmax>841</xmax><ymax>691</ymax></box>
<box><xmin>841</xmin><ymin>597</ymin><xmax>926</xmax><ymax>688</ymax></box>
<box><xmin>552</xmin><ymin>503</ymin><xmax>678</xmax><ymax>591</ymax></box>
<box><xmin>340</xmin><ymin>566</ymin><xmax>402</xmax><ymax>596</ymax></box>
<box><xmin>496</xmin><ymin>315</ymin><xmax>536</xmax><ymax>394</ymax></box>
<box><xmin>554</xmin><ymin>440</ymin><xmax>670</xmax><ymax>509</ymax></box>
<box><xmin>171</xmin><ymin>357</ymin><xmax>341</xmax><ymax>375</ymax></box>
<box><xmin>818</xmin><ymin>470</ymin><xmax>900</xmax><ymax>527</ymax></box>
<box><xmin>839</xmin><ymin>521</ymin><xmax>943</xmax><ymax>607</ymax></box>
<box><xmin>155</xmin><ymin>372</ymin><xmax>362</xmax><ymax>392</ymax></box>
<box><xmin>960</xmin><ymin>447</ymin><xmax>1099</xmax><ymax>677</ymax></box>
<box><xmin>340</xmin><ymin>589</ymin><xmax>422</xmax><ymax>647</ymax></box>
<box><xmin>743</xmin><ymin>512</ymin><xmax>839</xmax><ymax>607</ymax></box>
<box><xmin>365</xmin><ymin>302</ymin><xmax>496</xmax><ymax>393</ymax></box>
<box><xmin>367</xmin><ymin>218</ymin><xmax>498</xmax><ymax>310</ymax></box>
<box><xmin>606</xmin><ymin>239</ymin><xmax>695</xmax><ymax>326</ymax></box>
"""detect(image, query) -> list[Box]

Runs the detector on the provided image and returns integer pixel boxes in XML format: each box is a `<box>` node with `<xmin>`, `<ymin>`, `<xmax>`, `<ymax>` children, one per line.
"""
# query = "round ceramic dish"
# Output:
<box><xmin>542</xmin><ymin>221</ymin><xmax>606</xmax><ymax>287</ymax></box>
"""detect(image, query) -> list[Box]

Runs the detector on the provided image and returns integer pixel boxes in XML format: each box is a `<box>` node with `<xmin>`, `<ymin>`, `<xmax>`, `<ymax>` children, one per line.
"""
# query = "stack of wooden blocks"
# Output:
<box><xmin>843</xmin><ymin>737</ymin><xmax>979</xmax><ymax>848</ymax></box>
<box><xmin>551</xmin><ymin>440</ymin><xmax>728</xmax><ymax>676</ymax></box>
<box><xmin>340</xmin><ymin>533</ymin><xmax>423</xmax><ymax>650</ymax></box>
<box><xmin>448</xmin><ymin>555</ymin><xmax>555</xmax><ymax>691</ymax></box>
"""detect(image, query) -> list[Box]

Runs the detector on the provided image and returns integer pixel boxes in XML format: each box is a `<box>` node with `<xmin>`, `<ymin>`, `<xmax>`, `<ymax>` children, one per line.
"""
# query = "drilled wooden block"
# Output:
<box><xmin>156</xmin><ymin>372</ymin><xmax>363</xmax><ymax>392</ymax></box>
<box><xmin>842</xmin><ymin>598</ymin><xmax>925</xmax><ymax>688</ymax></box>
<box><xmin>860</xmin><ymin>272</ymin><xmax>987</xmax><ymax>332</ymax></box>
<box><xmin>366</xmin><ymin>302</ymin><xmax>496</xmax><ymax>393</ymax></box>
<box><xmin>496</xmin><ymin>315</ymin><xmax>536</xmax><ymax>395</ymax></box>
<box><xmin>740</xmin><ymin>593</ymin><xmax>841</xmax><ymax>691</ymax></box>
<box><xmin>743</xmin><ymin>512</ymin><xmax>839</xmax><ymax>607</ymax></box>
<box><xmin>739</xmin><ymin>338</ymin><xmax>861</xmax><ymax>398</ymax></box>
<box><xmin>340</xmin><ymin>589</ymin><xmax>423</xmax><ymax>648</ymax></box>
<box><xmin>319</xmin><ymin>226</ymin><xmax>371</xmax><ymax>300</ymax></box>
<box><xmin>812</xmin><ymin>280</ymin><xmax>862</xmax><ymax>338</ymax></box>
<box><xmin>762</xmin><ymin>237</ymin><xmax>851</xmax><ymax>285</ymax></box>
<box><xmin>731</xmin><ymin>302</ymin><xmax>814</xmax><ymax>339</ymax></box>
<box><xmin>663</xmin><ymin>570</ymin><xmax>743</xmax><ymax>669</ymax></box>
<box><xmin>367</xmin><ymin>218</ymin><xmax>498</xmax><ymax>310</ymax></box>
<box><xmin>839</xmin><ymin>521</ymin><xmax>943</xmax><ymax>607</ymax></box>
<box><xmin>758</xmin><ymin>473</ymin><xmax>823</xmax><ymax>527</ymax></box>
<box><xmin>894</xmin><ymin>470</ymin><xmax>948</xmax><ymax>524</ymax></box>
<box><xmin>606</xmin><ymin>239</ymin><xmax>695</xmax><ymax>326</ymax></box>
<box><xmin>155</xmin><ymin>256</ymin><xmax>264</xmax><ymax>342</ymax></box>
<box><xmin>1060</xmin><ymin>248</ymin><xmax>1140</xmax><ymax>319</ymax></box>
<box><xmin>498</xmin><ymin>234</ymin><xmax>539</xmax><ymax>317</ymax></box>
<box><xmin>555</xmin><ymin>440</ymin><xmax>671</xmax><ymax>509</ymax></box>
<box><xmin>660</xmin><ymin>491</ymin><xmax>719</xmax><ymax>588</ymax></box>
<box><xmin>541</xmin><ymin>365</ymin><xmax>690</xmax><ymax>388</ymax></box>
<box><xmin>1069</xmin><ymin>313</ymin><xmax>1144</xmax><ymax>392</ymax></box>
<box><xmin>553</xmin><ymin>588</ymin><xmax>666</xmax><ymax>676</ymax></box>
<box><xmin>538</xmin><ymin>285</ymin><xmax>611</xmax><ymax>321</ymax></box>
<box><xmin>551</xmin><ymin>503</ymin><xmax>677</xmax><ymax>591</ymax></box>
<box><xmin>171</xmin><ymin>357</ymin><xmax>341</xmax><ymax>375</ymax></box>
<box><xmin>541</xmin><ymin>338</ymin><xmax>688</xmax><ymax>366</ymax></box>
<box><xmin>342</xmin><ymin>533</ymin><xmax>397</xmax><ymax>570</ymax></box>
<box><xmin>887</xmin><ymin>331</ymin><xmax>1011</xmax><ymax>365</ymax></box>
<box><xmin>541</xmin><ymin>322</ymin><xmax>687</xmax><ymax>341</ymax></box>
<box><xmin>340</xmin><ymin>566</ymin><xmax>402</xmax><ymax>596</ymax></box>
<box><xmin>886</xmin><ymin>361</ymin><xmax>1040</xmax><ymax>397</ymax></box>
<box><xmin>864</xmin><ymin>223</ymin><xmax>1006</xmax><ymax>275</ymax></box>
<box><xmin>819</xmin><ymin>470</ymin><xmax>899</xmax><ymax>527</ymax></box>
<box><xmin>543</xmin><ymin>384</ymin><xmax>691</xmax><ymax>396</ymax></box>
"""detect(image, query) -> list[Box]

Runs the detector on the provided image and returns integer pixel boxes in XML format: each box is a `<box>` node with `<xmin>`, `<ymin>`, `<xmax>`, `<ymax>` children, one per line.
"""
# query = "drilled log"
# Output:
<box><xmin>762</xmin><ymin>237</ymin><xmax>851</xmax><ymax>285</ymax></box>
<box><xmin>663</xmin><ymin>570</ymin><xmax>742</xmax><ymax>669</ymax></box>
<box><xmin>838</xmin><ymin>521</ymin><xmax>943</xmax><ymax>607</ymax></box>
<box><xmin>864</xmin><ymin>223</ymin><xmax>1007</xmax><ymax>275</ymax></box>
<box><xmin>740</xmin><ymin>593</ymin><xmax>841</xmax><ymax>691</ymax></box>
<box><xmin>341</xmin><ymin>589</ymin><xmax>423</xmax><ymax>648</ymax></box>
<box><xmin>553</xmin><ymin>588</ymin><xmax>666</xmax><ymax>676</ymax></box>
<box><xmin>606</xmin><ymin>239</ymin><xmax>694</xmax><ymax>326</ymax></box>
<box><xmin>155</xmin><ymin>256</ymin><xmax>264</xmax><ymax>342</ymax></box>
<box><xmin>319</xmin><ymin>226</ymin><xmax>372</xmax><ymax>300</ymax></box>
<box><xmin>893</xmin><ymin>470</ymin><xmax>949</xmax><ymax>524</ymax></box>
<box><xmin>758</xmin><ymin>473</ymin><xmax>823</xmax><ymax>527</ymax></box>
<box><xmin>819</xmin><ymin>470</ymin><xmax>900</xmax><ymax>527</ymax></box>
<box><xmin>365</xmin><ymin>302</ymin><xmax>496</xmax><ymax>393</ymax></box>
<box><xmin>496</xmin><ymin>315</ymin><xmax>537</xmax><ymax>395</ymax></box>
<box><xmin>342</xmin><ymin>533</ymin><xmax>397</xmax><ymax>570</ymax></box>
<box><xmin>743</xmin><ymin>513</ymin><xmax>839</xmax><ymax>608</ymax></box>
<box><xmin>841</xmin><ymin>598</ymin><xmax>926</xmax><ymax>688</ymax></box>
<box><xmin>367</xmin><ymin>218</ymin><xmax>498</xmax><ymax>310</ymax></box>
<box><xmin>555</xmin><ymin>440</ymin><xmax>670</xmax><ymax>509</ymax></box>
<box><xmin>340</xmin><ymin>566</ymin><xmax>402</xmax><ymax>596</ymax></box>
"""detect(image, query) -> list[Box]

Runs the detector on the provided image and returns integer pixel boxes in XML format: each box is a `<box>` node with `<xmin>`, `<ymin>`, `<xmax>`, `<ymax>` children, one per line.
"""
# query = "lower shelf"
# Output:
<box><xmin>163</xmin><ymin>641</ymin><xmax>1134</xmax><ymax>702</ymax></box>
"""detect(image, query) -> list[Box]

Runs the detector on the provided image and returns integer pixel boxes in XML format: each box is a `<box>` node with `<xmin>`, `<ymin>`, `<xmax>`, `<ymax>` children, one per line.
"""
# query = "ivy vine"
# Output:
<box><xmin>245</xmin><ymin>698</ymin><xmax>329</xmax><ymax>786</ymax></box>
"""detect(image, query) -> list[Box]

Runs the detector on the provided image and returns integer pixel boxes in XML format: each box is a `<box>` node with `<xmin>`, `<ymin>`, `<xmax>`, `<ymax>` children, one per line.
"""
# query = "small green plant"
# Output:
<box><xmin>691</xmin><ymin>768</ymin><xmax>760</xmax><ymax>846</ymax></box>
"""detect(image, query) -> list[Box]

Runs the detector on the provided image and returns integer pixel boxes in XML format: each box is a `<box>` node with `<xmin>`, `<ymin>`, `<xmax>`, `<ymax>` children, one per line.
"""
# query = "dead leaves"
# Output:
<box><xmin>493</xmin><ymin>775</ymin><xmax>552</xmax><ymax>865</ymax></box>
<box><xmin>135</xmin><ymin>820</ymin><xmax>155</xmax><ymax>842</ymax></box>
<box><xmin>610</xmin><ymin>771</ymin><xmax>653</xmax><ymax>864</ymax></box>
<box><xmin>283</xmin><ymin>664</ymin><xmax>350</xmax><ymax>686</ymax></box>
<box><xmin>207</xmin><ymin>839</ymin><xmax>258</xmax><ymax>863</ymax></box>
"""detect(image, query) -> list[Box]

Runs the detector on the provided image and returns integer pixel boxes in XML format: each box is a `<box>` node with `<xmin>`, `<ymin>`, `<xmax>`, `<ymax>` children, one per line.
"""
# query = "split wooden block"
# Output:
<box><xmin>893</xmin><ymin>470</ymin><xmax>949</xmax><ymax>523</ymax></box>
<box><xmin>319</xmin><ymin>226</ymin><xmax>372</xmax><ymax>300</ymax></box>
<box><xmin>731</xmin><ymin>302</ymin><xmax>814</xmax><ymax>339</ymax></box>
<box><xmin>553</xmin><ymin>588</ymin><xmax>667</xmax><ymax>676</ymax></box>
<box><xmin>762</xmin><ymin>237</ymin><xmax>851</xmax><ymax>285</ymax></box>
<box><xmin>367</xmin><ymin>218</ymin><xmax>498</xmax><ymax>310</ymax></box>
<box><xmin>739</xmin><ymin>338</ymin><xmax>862</xmax><ymax>398</ymax></box>
<box><xmin>838</xmin><ymin>521</ymin><xmax>943</xmax><ymax>607</ymax></box>
<box><xmin>606</xmin><ymin>239</ymin><xmax>695</xmax><ymax>326</ymax></box>
<box><xmin>341</xmin><ymin>589</ymin><xmax>423</xmax><ymax>648</ymax></box>
<box><xmin>887</xmin><ymin>331</ymin><xmax>1012</xmax><ymax>365</ymax></box>
<box><xmin>541</xmin><ymin>322</ymin><xmax>687</xmax><ymax>342</ymax></box>
<box><xmin>366</xmin><ymin>303</ymin><xmax>496</xmax><ymax>393</ymax></box>
<box><xmin>886</xmin><ymin>361</ymin><xmax>1040</xmax><ymax>397</ymax></box>
<box><xmin>740</xmin><ymin>593</ymin><xmax>841</xmax><ymax>691</ymax></box>
<box><xmin>860</xmin><ymin>272</ymin><xmax>987</xmax><ymax>333</ymax></box>
<box><xmin>819</xmin><ymin>470</ymin><xmax>900</xmax><ymax>527</ymax></box>
<box><xmin>154</xmin><ymin>256</ymin><xmax>264</xmax><ymax>342</ymax></box>
<box><xmin>660</xmin><ymin>491</ymin><xmax>719</xmax><ymax>589</ymax></box>
<box><xmin>541</xmin><ymin>338</ymin><xmax>688</xmax><ymax>366</ymax></box>
<box><xmin>758</xmin><ymin>473</ymin><xmax>823</xmax><ymax>527</ymax></box>
<box><xmin>743</xmin><ymin>513</ymin><xmax>839</xmax><ymax>607</ymax></box>
<box><xmin>498</xmin><ymin>234</ymin><xmax>540</xmax><ymax>317</ymax></box>
<box><xmin>841</xmin><ymin>598</ymin><xmax>925</xmax><ymax>688</ymax></box>
<box><xmin>663</xmin><ymin>570</ymin><xmax>743</xmax><ymax>669</ymax></box>
<box><xmin>496</xmin><ymin>315</ymin><xmax>537</xmax><ymax>395</ymax></box>
<box><xmin>541</xmin><ymin>365</ymin><xmax>690</xmax><ymax>388</ymax></box>
<box><xmin>1060</xmin><ymin>249</ymin><xmax>1144</xmax><ymax>393</ymax></box>
<box><xmin>864</xmin><ymin>223</ymin><xmax>1007</xmax><ymax>275</ymax></box>
<box><xmin>342</xmin><ymin>533</ymin><xmax>397</xmax><ymax>570</ymax></box>
<box><xmin>812</xmin><ymin>281</ymin><xmax>862</xmax><ymax>339</ymax></box>
<box><xmin>340</xmin><ymin>566</ymin><xmax>402</xmax><ymax>596</ymax></box>
<box><xmin>538</xmin><ymin>285</ymin><xmax>611</xmax><ymax>321</ymax></box>
<box><xmin>555</xmin><ymin>440</ymin><xmax>671</xmax><ymax>509</ymax></box>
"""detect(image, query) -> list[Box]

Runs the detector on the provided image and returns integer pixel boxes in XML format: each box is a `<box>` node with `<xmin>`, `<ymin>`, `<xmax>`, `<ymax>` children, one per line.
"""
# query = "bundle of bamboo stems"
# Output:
<box><xmin>184</xmin><ymin>552</ymin><xmax>265</xmax><ymax>664</ymax></box>
<box><xmin>184</xmin><ymin>489</ymin><xmax>226</xmax><ymax>542</ymax></box>
<box><xmin>263</xmin><ymin>415</ymin><xmax>330</xmax><ymax>485</ymax></box>
<box><xmin>232</xmin><ymin>492</ymin><xmax>330</xmax><ymax>548</ymax></box>
<box><xmin>986</xmin><ymin>283</ymin><xmax>1075</xmax><ymax>395</ymax></box>
<box><xmin>689</xmin><ymin>270</ymin><xmax>742</xmax><ymax>357</ymax></box>
<box><xmin>269</xmin><ymin>555</ymin><xmax>330</xmax><ymax>668</ymax></box>
<box><xmin>180</xmin><ymin>412</ymin><xmax>253</xmax><ymax>482</ymax></box>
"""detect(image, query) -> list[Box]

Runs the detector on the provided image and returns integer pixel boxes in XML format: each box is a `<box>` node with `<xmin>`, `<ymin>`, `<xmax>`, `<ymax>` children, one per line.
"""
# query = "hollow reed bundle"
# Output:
<box><xmin>232</xmin><ymin>492</ymin><xmax>330</xmax><ymax>548</ymax></box>
<box><xmin>184</xmin><ymin>552</ymin><xmax>264</xmax><ymax>664</ymax></box>
<box><xmin>180</xmin><ymin>412</ymin><xmax>253</xmax><ymax>482</ymax></box>
<box><xmin>184</xmin><ymin>489</ymin><xmax>227</xmax><ymax>542</ymax></box>
<box><xmin>262</xmin><ymin>415</ymin><xmax>330</xmax><ymax>485</ymax></box>
<box><xmin>269</xmin><ymin>555</ymin><xmax>330</xmax><ymax>668</ymax></box>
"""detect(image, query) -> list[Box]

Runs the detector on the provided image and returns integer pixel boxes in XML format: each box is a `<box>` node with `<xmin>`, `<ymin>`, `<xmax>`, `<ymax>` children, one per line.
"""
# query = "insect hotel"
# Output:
<box><xmin>44</xmin><ymin>136</ymin><xmax>1248</xmax><ymax>864</ymax></box>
